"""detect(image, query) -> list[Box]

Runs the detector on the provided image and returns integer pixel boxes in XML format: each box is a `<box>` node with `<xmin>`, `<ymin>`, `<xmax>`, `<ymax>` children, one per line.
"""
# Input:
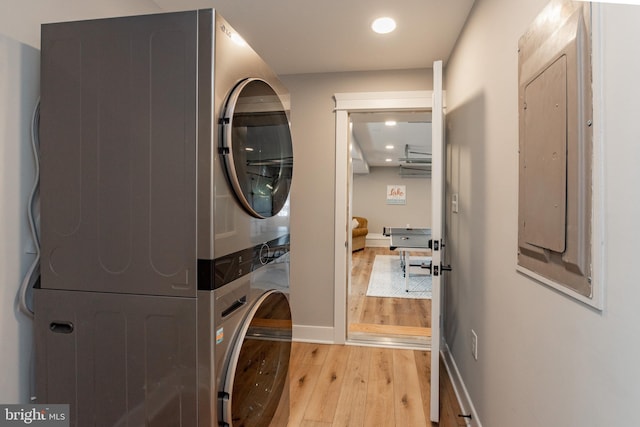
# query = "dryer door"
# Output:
<box><xmin>221</xmin><ymin>78</ymin><xmax>293</xmax><ymax>219</ymax></box>
<box><xmin>220</xmin><ymin>290</ymin><xmax>292</xmax><ymax>427</ymax></box>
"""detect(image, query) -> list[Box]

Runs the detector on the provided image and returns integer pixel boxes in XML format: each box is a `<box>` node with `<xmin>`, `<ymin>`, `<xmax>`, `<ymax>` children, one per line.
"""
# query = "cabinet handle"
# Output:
<box><xmin>49</xmin><ymin>321</ymin><xmax>74</xmax><ymax>334</ymax></box>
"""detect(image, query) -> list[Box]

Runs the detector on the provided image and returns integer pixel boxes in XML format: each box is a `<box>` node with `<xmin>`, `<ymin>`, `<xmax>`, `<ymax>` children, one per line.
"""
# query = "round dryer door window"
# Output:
<box><xmin>221</xmin><ymin>78</ymin><xmax>293</xmax><ymax>218</ymax></box>
<box><xmin>220</xmin><ymin>290</ymin><xmax>292</xmax><ymax>427</ymax></box>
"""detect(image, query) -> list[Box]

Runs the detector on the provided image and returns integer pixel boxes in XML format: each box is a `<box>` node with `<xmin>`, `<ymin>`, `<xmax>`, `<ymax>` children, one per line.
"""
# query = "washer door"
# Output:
<box><xmin>220</xmin><ymin>290</ymin><xmax>292</xmax><ymax>427</ymax></box>
<box><xmin>221</xmin><ymin>78</ymin><xmax>293</xmax><ymax>219</ymax></box>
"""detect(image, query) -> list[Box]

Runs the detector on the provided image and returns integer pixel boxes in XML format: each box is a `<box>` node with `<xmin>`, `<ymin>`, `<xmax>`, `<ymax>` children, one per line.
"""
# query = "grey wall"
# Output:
<box><xmin>280</xmin><ymin>70</ymin><xmax>432</xmax><ymax>332</ymax></box>
<box><xmin>444</xmin><ymin>1</ymin><xmax>640</xmax><ymax>426</ymax></box>
<box><xmin>353</xmin><ymin>167</ymin><xmax>431</xmax><ymax>234</ymax></box>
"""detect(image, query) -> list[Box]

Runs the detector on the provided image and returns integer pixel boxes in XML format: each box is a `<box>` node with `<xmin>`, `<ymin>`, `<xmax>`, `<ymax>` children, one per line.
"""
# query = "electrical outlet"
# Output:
<box><xmin>471</xmin><ymin>329</ymin><xmax>478</xmax><ymax>360</ymax></box>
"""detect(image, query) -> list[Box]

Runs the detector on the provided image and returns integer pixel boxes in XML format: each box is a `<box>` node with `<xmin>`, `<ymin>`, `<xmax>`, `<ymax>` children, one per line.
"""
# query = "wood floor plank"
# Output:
<box><xmin>349</xmin><ymin>322</ymin><xmax>431</xmax><ymax>337</ymax></box>
<box><xmin>302</xmin><ymin>345</ymin><xmax>351</xmax><ymax>423</ymax></box>
<box><xmin>290</xmin><ymin>342</ymin><xmax>330</xmax><ymax>367</ymax></box>
<box><xmin>392</xmin><ymin>349</ymin><xmax>428</xmax><ymax>427</ymax></box>
<box><xmin>281</xmin><ymin>342</ymin><xmax>464</xmax><ymax>427</ymax></box>
<box><xmin>286</xmin><ymin>359</ymin><xmax>324</xmax><ymax>426</ymax></box>
<box><xmin>332</xmin><ymin>345</ymin><xmax>371</xmax><ymax>427</ymax></box>
<box><xmin>363</xmin><ymin>347</ymin><xmax>396</xmax><ymax>427</ymax></box>
<box><xmin>349</xmin><ymin>247</ymin><xmax>432</xmax><ymax>342</ymax></box>
<box><xmin>298</xmin><ymin>421</ymin><xmax>333</xmax><ymax>427</ymax></box>
<box><xmin>414</xmin><ymin>349</ymin><xmax>432</xmax><ymax>423</ymax></box>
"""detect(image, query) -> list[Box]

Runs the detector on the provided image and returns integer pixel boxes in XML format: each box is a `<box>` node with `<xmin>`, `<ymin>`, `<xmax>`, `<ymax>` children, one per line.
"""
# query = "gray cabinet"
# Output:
<box><xmin>35</xmin><ymin>289</ymin><xmax>197</xmax><ymax>427</ymax></box>
<box><xmin>40</xmin><ymin>12</ymin><xmax>198</xmax><ymax>297</ymax></box>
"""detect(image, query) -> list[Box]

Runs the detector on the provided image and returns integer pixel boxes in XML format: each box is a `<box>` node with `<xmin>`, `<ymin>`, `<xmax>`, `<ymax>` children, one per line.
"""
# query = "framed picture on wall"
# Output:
<box><xmin>386</xmin><ymin>185</ymin><xmax>406</xmax><ymax>205</ymax></box>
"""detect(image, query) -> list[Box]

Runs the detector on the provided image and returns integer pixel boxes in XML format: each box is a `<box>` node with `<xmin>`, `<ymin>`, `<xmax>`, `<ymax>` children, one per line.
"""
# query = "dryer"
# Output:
<box><xmin>35</xmin><ymin>9</ymin><xmax>292</xmax><ymax>427</ymax></box>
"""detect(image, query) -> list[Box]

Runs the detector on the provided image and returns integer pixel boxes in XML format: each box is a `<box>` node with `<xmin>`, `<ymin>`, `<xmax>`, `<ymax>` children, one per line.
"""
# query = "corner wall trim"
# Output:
<box><xmin>442</xmin><ymin>343</ymin><xmax>483</xmax><ymax>427</ymax></box>
<box><xmin>292</xmin><ymin>325</ymin><xmax>335</xmax><ymax>344</ymax></box>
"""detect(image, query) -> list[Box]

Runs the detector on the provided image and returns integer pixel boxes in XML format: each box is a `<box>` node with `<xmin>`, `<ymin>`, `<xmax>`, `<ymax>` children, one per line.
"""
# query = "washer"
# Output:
<box><xmin>208</xmin><ymin>277</ymin><xmax>291</xmax><ymax>427</ymax></box>
<box><xmin>36</xmin><ymin>9</ymin><xmax>292</xmax><ymax>426</ymax></box>
<box><xmin>199</xmin><ymin>232</ymin><xmax>293</xmax><ymax>426</ymax></box>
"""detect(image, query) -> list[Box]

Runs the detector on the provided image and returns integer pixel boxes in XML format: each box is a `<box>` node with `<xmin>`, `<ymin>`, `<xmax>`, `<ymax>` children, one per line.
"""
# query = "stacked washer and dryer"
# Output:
<box><xmin>35</xmin><ymin>10</ymin><xmax>293</xmax><ymax>427</ymax></box>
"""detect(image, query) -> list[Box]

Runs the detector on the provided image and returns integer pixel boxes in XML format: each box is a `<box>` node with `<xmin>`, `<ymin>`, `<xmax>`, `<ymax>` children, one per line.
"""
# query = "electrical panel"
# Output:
<box><xmin>517</xmin><ymin>1</ymin><xmax>593</xmax><ymax>298</ymax></box>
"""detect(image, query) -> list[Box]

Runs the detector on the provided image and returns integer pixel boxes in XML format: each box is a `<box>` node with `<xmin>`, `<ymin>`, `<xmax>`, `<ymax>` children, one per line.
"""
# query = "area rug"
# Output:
<box><xmin>366</xmin><ymin>255</ymin><xmax>432</xmax><ymax>299</ymax></box>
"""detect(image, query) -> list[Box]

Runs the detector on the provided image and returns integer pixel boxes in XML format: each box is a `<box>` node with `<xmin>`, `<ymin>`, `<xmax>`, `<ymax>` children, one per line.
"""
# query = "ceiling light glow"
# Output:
<box><xmin>372</xmin><ymin>17</ymin><xmax>396</xmax><ymax>34</ymax></box>
<box><xmin>385</xmin><ymin>145</ymin><xmax>395</xmax><ymax>150</ymax></box>
<box><xmin>385</xmin><ymin>158</ymin><xmax>393</xmax><ymax>162</ymax></box>
<box><xmin>231</xmin><ymin>33</ymin><xmax>247</xmax><ymax>46</ymax></box>
<box><xmin>385</xmin><ymin>120</ymin><xmax>397</xmax><ymax>126</ymax></box>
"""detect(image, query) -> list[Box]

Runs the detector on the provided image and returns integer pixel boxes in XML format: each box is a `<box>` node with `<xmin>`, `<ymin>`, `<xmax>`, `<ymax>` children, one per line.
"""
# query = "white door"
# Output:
<box><xmin>430</xmin><ymin>60</ymin><xmax>445</xmax><ymax>423</ymax></box>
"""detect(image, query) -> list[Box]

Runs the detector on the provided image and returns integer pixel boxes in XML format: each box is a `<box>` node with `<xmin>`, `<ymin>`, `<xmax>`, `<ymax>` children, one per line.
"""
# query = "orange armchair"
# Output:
<box><xmin>352</xmin><ymin>216</ymin><xmax>368</xmax><ymax>252</ymax></box>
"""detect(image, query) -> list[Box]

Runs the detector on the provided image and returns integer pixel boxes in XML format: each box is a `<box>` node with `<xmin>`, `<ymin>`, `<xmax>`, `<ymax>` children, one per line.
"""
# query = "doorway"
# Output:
<box><xmin>334</xmin><ymin>68</ymin><xmax>446</xmax><ymax>421</ymax></box>
<box><xmin>332</xmin><ymin>91</ymin><xmax>436</xmax><ymax>347</ymax></box>
<box><xmin>348</xmin><ymin>111</ymin><xmax>433</xmax><ymax>347</ymax></box>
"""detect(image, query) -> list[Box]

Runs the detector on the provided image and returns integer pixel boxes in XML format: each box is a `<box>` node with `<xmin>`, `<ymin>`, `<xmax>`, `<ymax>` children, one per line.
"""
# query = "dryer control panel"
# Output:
<box><xmin>197</xmin><ymin>234</ymin><xmax>290</xmax><ymax>290</ymax></box>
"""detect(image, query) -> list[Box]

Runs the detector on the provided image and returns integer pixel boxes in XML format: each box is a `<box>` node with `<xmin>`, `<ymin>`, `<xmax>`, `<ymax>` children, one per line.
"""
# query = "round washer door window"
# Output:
<box><xmin>221</xmin><ymin>78</ymin><xmax>293</xmax><ymax>218</ymax></box>
<box><xmin>220</xmin><ymin>290</ymin><xmax>292</xmax><ymax>427</ymax></box>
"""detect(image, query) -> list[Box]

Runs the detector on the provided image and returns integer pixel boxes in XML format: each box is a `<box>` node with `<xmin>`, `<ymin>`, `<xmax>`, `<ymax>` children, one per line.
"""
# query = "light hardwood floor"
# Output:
<box><xmin>349</xmin><ymin>247</ymin><xmax>432</xmax><ymax>342</ymax></box>
<box><xmin>272</xmin><ymin>342</ymin><xmax>466</xmax><ymax>427</ymax></box>
<box><xmin>268</xmin><ymin>247</ymin><xmax>465</xmax><ymax>426</ymax></box>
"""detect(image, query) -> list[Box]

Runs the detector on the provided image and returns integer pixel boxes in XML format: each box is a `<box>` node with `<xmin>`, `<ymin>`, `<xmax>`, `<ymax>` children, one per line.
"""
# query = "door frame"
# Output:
<box><xmin>333</xmin><ymin>90</ymin><xmax>435</xmax><ymax>345</ymax></box>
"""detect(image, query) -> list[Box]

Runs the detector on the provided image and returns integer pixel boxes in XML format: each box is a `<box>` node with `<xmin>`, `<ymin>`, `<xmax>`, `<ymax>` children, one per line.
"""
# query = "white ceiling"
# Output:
<box><xmin>351</xmin><ymin>111</ymin><xmax>432</xmax><ymax>175</ymax></box>
<box><xmin>151</xmin><ymin>0</ymin><xmax>476</xmax><ymax>75</ymax></box>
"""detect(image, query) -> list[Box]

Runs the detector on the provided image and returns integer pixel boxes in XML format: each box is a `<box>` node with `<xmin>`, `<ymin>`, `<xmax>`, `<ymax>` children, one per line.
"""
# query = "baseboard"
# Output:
<box><xmin>441</xmin><ymin>342</ymin><xmax>483</xmax><ymax>427</ymax></box>
<box><xmin>365</xmin><ymin>233</ymin><xmax>390</xmax><ymax>248</ymax></box>
<box><xmin>292</xmin><ymin>325</ymin><xmax>335</xmax><ymax>344</ymax></box>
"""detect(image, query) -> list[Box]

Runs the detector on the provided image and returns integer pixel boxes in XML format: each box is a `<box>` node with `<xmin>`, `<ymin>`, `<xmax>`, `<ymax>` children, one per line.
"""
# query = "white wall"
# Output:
<box><xmin>353</xmin><ymin>167</ymin><xmax>431</xmax><ymax>234</ymax></box>
<box><xmin>0</xmin><ymin>1</ymin><xmax>177</xmax><ymax>49</ymax></box>
<box><xmin>280</xmin><ymin>70</ymin><xmax>432</xmax><ymax>334</ymax></box>
<box><xmin>0</xmin><ymin>33</ymin><xmax>39</xmax><ymax>403</ymax></box>
<box><xmin>444</xmin><ymin>1</ymin><xmax>640</xmax><ymax>426</ymax></box>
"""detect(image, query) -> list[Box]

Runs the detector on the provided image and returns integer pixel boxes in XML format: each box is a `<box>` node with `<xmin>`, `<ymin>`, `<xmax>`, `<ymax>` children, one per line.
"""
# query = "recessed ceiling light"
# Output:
<box><xmin>371</xmin><ymin>17</ymin><xmax>396</xmax><ymax>34</ymax></box>
<box><xmin>385</xmin><ymin>145</ymin><xmax>395</xmax><ymax>150</ymax></box>
<box><xmin>385</xmin><ymin>120</ymin><xmax>397</xmax><ymax>126</ymax></box>
<box><xmin>385</xmin><ymin>158</ymin><xmax>393</xmax><ymax>162</ymax></box>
